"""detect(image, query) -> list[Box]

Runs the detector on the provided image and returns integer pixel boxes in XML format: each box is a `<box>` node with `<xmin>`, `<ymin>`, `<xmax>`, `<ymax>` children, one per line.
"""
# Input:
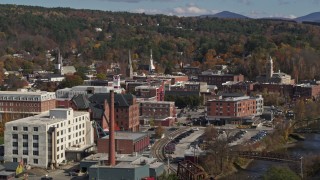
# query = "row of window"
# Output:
<box><xmin>13</xmin><ymin>158</ymin><xmax>38</xmax><ymax>164</ymax></box>
<box><xmin>12</xmin><ymin>134</ymin><xmax>38</xmax><ymax>140</ymax></box>
<box><xmin>57</xmin><ymin>116</ymin><xmax>86</xmax><ymax>128</ymax></box>
<box><xmin>0</xmin><ymin>102</ymin><xmax>40</xmax><ymax>106</ymax></box>
<box><xmin>58</xmin><ymin>130</ymin><xmax>85</xmax><ymax>144</ymax></box>
<box><xmin>0</xmin><ymin>96</ymin><xmax>40</xmax><ymax>101</ymax></box>
<box><xmin>13</xmin><ymin>126</ymin><xmax>38</xmax><ymax>131</ymax></box>
<box><xmin>57</xmin><ymin>124</ymin><xmax>85</xmax><ymax>137</ymax></box>
<box><xmin>12</xmin><ymin>150</ymin><xmax>39</xmax><ymax>156</ymax></box>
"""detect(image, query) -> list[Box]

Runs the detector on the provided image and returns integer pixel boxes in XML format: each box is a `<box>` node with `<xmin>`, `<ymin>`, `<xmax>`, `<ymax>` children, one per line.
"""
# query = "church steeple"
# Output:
<box><xmin>126</xmin><ymin>50</ymin><xmax>133</xmax><ymax>79</ymax></box>
<box><xmin>54</xmin><ymin>48</ymin><xmax>63</xmax><ymax>75</ymax></box>
<box><xmin>149</xmin><ymin>49</ymin><xmax>155</xmax><ymax>73</ymax></box>
<box><xmin>266</xmin><ymin>56</ymin><xmax>273</xmax><ymax>79</ymax></box>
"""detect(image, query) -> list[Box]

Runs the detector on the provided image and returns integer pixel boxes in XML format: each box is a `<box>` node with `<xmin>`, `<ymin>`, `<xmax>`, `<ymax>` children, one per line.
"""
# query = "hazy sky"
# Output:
<box><xmin>1</xmin><ymin>0</ymin><xmax>320</xmax><ymax>18</ymax></box>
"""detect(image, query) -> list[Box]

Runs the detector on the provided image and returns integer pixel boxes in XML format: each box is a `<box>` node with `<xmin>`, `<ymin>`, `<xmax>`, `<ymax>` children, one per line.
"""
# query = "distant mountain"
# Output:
<box><xmin>200</xmin><ymin>11</ymin><xmax>250</xmax><ymax>19</ymax></box>
<box><xmin>295</xmin><ymin>12</ymin><xmax>320</xmax><ymax>22</ymax></box>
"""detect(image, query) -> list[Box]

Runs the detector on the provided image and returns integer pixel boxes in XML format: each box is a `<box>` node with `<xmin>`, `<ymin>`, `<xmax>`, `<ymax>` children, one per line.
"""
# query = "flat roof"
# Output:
<box><xmin>101</xmin><ymin>131</ymin><xmax>148</xmax><ymax>141</ymax></box>
<box><xmin>6</xmin><ymin>109</ymin><xmax>88</xmax><ymax>125</ymax></box>
<box><xmin>0</xmin><ymin>91</ymin><xmax>54</xmax><ymax>95</ymax></box>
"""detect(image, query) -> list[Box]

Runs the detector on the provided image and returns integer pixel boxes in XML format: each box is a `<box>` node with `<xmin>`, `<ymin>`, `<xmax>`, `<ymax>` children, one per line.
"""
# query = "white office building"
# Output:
<box><xmin>4</xmin><ymin>108</ymin><xmax>94</xmax><ymax>168</ymax></box>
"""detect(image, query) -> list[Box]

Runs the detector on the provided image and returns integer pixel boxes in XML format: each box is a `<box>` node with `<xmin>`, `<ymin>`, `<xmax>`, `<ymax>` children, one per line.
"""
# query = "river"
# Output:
<box><xmin>222</xmin><ymin>134</ymin><xmax>320</xmax><ymax>180</ymax></box>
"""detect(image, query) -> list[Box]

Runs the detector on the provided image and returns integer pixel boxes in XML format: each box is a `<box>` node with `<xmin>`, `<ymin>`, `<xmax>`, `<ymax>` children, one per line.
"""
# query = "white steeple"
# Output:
<box><xmin>127</xmin><ymin>50</ymin><xmax>133</xmax><ymax>78</ymax></box>
<box><xmin>149</xmin><ymin>49</ymin><xmax>155</xmax><ymax>72</ymax></box>
<box><xmin>266</xmin><ymin>56</ymin><xmax>273</xmax><ymax>79</ymax></box>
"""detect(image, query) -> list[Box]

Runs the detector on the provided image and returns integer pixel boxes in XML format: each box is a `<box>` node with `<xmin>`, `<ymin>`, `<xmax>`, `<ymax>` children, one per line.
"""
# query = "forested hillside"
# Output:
<box><xmin>1</xmin><ymin>4</ymin><xmax>320</xmax><ymax>82</ymax></box>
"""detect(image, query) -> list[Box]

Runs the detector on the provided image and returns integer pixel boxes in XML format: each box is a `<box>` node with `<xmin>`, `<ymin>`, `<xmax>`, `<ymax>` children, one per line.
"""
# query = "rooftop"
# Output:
<box><xmin>6</xmin><ymin>108</ymin><xmax>88</xmax><ymax>126</ymax></box>
<box><xmin>0</xmin><ymin>90</ymin><xmax>54</xmax><ymax>95</ymax></box>
<box><xmin>101</xmin><ymin>131</ymin><xmax>148</xmax><ymax>141</ymax></box>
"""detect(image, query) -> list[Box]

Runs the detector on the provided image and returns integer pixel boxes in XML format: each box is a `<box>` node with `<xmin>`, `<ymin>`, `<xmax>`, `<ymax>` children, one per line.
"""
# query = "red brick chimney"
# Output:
<box><xmin>109</xmin><ymin>90</ymin><xmax>116</xmax><ymax>166</ymax></box>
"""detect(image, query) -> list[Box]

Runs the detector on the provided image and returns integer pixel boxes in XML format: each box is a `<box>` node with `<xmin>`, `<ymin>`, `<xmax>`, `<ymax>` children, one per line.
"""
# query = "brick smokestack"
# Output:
<box><xmin>109</xmin><ymin>90</ymin><xmax>116</xmax><ymax>166</ymax></box>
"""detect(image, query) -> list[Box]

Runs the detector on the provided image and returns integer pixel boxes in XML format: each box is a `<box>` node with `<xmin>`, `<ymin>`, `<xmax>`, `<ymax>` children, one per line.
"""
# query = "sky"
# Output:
<box><xmin>1</xmin><ymin>0</ymin><xmax>320</xmax><ymax>18</ymax></box>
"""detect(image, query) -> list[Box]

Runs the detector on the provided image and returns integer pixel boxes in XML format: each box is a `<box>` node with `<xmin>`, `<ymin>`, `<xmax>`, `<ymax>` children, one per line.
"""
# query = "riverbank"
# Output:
<box><xmin>218</xmin><ymin>132</ymin><xmax>304</xmax><ymax>179</ymax></box>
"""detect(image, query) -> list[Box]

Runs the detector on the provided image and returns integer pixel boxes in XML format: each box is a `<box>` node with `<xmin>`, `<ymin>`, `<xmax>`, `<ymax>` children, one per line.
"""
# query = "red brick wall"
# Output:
<box><xmin>97</xmin><ymin>136</ymin><xmax>150</xmax><ymax>154</ymax></box>
<box><xmin>207</xmin><ymin>98</ymin><xmax>256</xmax><ymax>118</ymax></box>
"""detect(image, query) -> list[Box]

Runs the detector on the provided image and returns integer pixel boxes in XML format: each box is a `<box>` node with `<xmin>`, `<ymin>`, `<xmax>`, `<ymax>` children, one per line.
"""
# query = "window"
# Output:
<box><xmin>23</xmin><ymin>127</ymin><xmax>28</xmax><ymax>131</ymax></box>
<box><xmin>12</xmin><ymin>142</ymin><xmax>18</xmax><ymax>146</ymax></box>
<box><xmin>57</xmin><ymin>139</ymin><xmax>59</xmax><ymax>144</ymax></box>
<box><xmin>23</xmin><ymin>142</ymin><xmax>28</xmax><ymax>147</ymax></box>
<box><xmin>13</xmin><ymin>158</ymin><xmax>17</xmax><ymax>162</ymax></box>
<box><xmin>68</xmin><ymin>128</ymin><xmax>71</xmax><ymax>133</ymax></box>
<box><xmin>57</xmin><ymin>131</ymin><xmax>59</xmax><ymax>136</ymax></box>
<box><xmin>57</xmin><ymin>155</ymin><xmax>59</xmax><ymax>159</ymax></box>
<box><xmin>33</xmin><ymin>127</ymin><xmax>38</xmax><ymax>131</ymax></box>
<box><xmin>33</xmin><ymin>159</ymin><xmax>38</xmax><ymax>164</ymax></box>
<box><xmin>33</xmin><ymin>151</ymin><xmax>39</xmax><ymax>156</ymax></box>
<box><xmin>13</xmin><ymin>126</ymin><xmax>18</xmax><ymax>131</ymax></box>
<box><xmin>33</xmin><ymin>135</ymin><xmax>39</xmax><ymax>140</ymax></box>
<box><xmin>61</xmin><ymin>153</ymin><xmax>63</xmax><ymax>158</ymax></box>
<box><xmin>33</xmin><ymin>143</ymin><xmax>38</xmax><ymax>147</ymax></box>
<box><xmin>12</xmin><ymin>134</ymin><xmax>18</xmax><ymax>139</ymax></box>
<box><xmin>61</xmin><ymin>145</ymin><xmax>63</xmax><ymax>150</ymax></box>
<box><xmin>23</xmin><ymin>135</ymin><xmax>28</xmax><ymax>139</ymax></box>
<box><xmin>61</xmin><ymin>138</ymin><xmax>63</xmax><ymax>143</ymax></box>
<box><xmin>23</xmin><ymin>150</ymin><xmax>28</xmax><ymax>155</ymax></box>
<box><xmin>12</xmin><ymin>150</ymin><xmax>18</xmax><ymax>154</ymax></box>
<box><xmin>61</xmin><ymin>130</ymin><xmax>63</xmax><ymax>135</ymax></box>
<box><xmin>68</xmin><ymin>135</ymin><xmax>71</xmax><ymax>140</ymax></box>
<box><xmin>57</xmin><ymin>147</ymin><xmax>59</xmax><ymax>151</ymax></box>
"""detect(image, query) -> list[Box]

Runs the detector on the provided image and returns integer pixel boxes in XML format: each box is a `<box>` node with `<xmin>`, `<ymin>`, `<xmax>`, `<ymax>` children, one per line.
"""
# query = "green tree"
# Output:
<box><xmin>59</xmin><ymin>75</ymin><xmax>84</xmax><ymax>88</ymax></box>
<box><xmin>263</xmin><ymin>166</ymin><xmax>300</xmax><ymax>180</ymax></box>
<box><xmin>158</xmin><ymin>172</ymin><xmax>178</xmax><ymax>180</ymax></box>
<box><xmin>96</xmin><ymin>73</ymin><xmax>106</xmax><ymax>80</ymax></box>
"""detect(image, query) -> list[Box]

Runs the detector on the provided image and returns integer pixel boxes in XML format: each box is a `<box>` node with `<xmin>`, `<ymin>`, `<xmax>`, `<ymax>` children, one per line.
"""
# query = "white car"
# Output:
<box><xmin>192</xmin><ymin>127</ymin><xmax>199</xmax><ymax>131</ymax></box>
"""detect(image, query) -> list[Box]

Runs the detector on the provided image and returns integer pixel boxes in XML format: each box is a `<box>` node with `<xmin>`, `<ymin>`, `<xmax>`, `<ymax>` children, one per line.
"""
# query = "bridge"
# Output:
<box><xmin>231</xmin><ymin>151</ymin><xmax>302</xmax><ymax>163</ymax></box>
<box><xmin>294</xmin><ymin>128</ymin><xmax>320</xmax><ymax>134</ymax></box>
<box><xmin>230</xmin><ymin>151</ymin><xmax>303</xmax><ymax>177</ymax></box>
<box><xmin>177</xmin><ymin>160</ymin><xmax>207</xmax><ymax>180</ymax></box>
<box><xmin>291</xmin><ymin>118</ymin><xmax>320</xmax><ymax>133</ymax></box>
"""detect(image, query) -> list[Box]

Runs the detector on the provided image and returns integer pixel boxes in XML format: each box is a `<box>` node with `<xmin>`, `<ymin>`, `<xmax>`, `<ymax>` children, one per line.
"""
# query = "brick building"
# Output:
<box><xmin>71</xmin><ymin>93</ymin><xmax>140</xmax><ymax>142</ymax></box>
<box><xmin>97</xmin><ymin>132</ymin><xmax>150</xmax><ymax>154</ymax></box>
<box><xmin>135</xmin><ymin>85</ymin><xmax>164</xmax><ymax>102</ymax></box>
<box><xmin>0</xmin><ymin>90</ymin><xmax>56</xmax><ymax>121</ymax></box>
<box><xmin>139</xmin><ymin>101</ymin><xmax>176</xmax><ymax>126</ymax></box>
<box><xmin>198</xmin><ymin>72</ymin><xmax>244</xmax><ymax>88</ymax></box>
<box><xmin>253</xmin><ymin>84</ymin><xmax>294</xmax><ymax>97</ymax></box>
<box><xmin>294</xmin><ymin>84</ymin><xmax>320</xmax><ymax>99</ymax></box>
<box><xmin>222</xmin><ymin>81</ymin><xmax>255</xmax><ymax>95</ymax></box>
<box><xmin>206</xmin><ymin>95</ymin><xmax>263</xmax><ymax>124</ymax></box>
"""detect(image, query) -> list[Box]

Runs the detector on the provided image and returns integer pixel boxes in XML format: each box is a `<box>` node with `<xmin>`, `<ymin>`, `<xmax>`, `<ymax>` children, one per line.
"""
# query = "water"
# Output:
<box><xmin>223</xmin><ymin>134</ymin><xmax>320</xmax><ymax>180</ymax></box>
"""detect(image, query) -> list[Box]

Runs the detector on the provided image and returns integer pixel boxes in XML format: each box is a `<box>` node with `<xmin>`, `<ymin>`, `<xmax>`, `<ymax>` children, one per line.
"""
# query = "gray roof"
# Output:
<box><xmin>4</xmin><ymin>162</ymin><xmax>19</xmax><ymax>171</ymax></box>
<box><xmin>88</xmin><ymin>93</ymin><xmax>134</xmax><ymax>107</ymax></box>
<box><xmin>72</xmin><ymin>93</ymin><xmax>135</xmax><ymax>120</ymax></box>
<box><xmin>72</xmin><ymin>94</ymin><xmax>90</xmax><ymax>110</ymax></box>
<box><xmin>101</xmin><ymin>131</ymin><xmax>148</xmax><ymax>142</ymax></box>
